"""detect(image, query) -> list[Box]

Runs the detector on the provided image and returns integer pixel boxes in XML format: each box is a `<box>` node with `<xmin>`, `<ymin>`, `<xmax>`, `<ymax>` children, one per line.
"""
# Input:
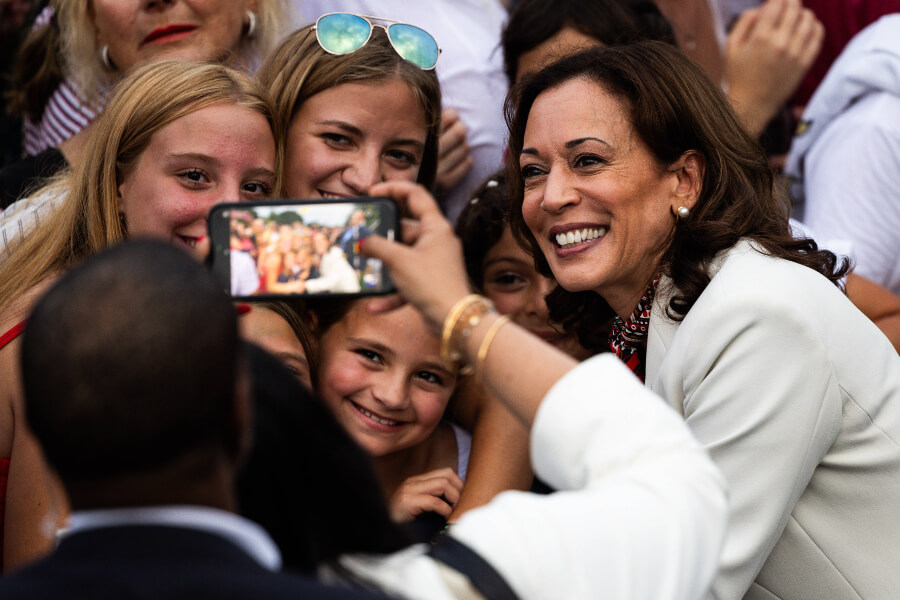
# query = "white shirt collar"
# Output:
<box><xmin>64</xmin><ymin>505</ymin><xmax>282</xmax><ymax>571</ymax></box>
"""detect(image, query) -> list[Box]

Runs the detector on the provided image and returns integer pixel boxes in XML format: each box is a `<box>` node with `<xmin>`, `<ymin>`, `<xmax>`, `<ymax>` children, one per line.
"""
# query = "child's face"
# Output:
<box><xmin>317</xmin><ymin>303</ymin><xmax>457</xmax><ymax>457</ymax></box>
<box><xmin>483</xmin><ymin>226</ymin><xmax>592</xmax><ymax>360</ymax></box>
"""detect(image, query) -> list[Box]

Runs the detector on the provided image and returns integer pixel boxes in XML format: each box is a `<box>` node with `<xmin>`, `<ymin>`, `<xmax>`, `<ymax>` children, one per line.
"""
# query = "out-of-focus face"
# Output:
<box><xmin>239</xmin><ymin>306</ymin><xmax>312</xmax><ymax>388</ymax></box>
<box><xmin>515</xmin><ymin>26</ymin><xmax>602</xmax><ymax>85</ymax></box>
<box><xmin>520</xmin><ymin>78</ymin><xmax>678</xmax><ymax>317</ymax></box>
<box><xmin>285</xmin><ymin>78</ymin><xmax>427</xmax><ymax>199</ymax></box>
<box><xmin>482</xmin><ymin>226</ymin><xmax>591</xmax><ymax>360</ymax></box>
<box><xmin>117</xmin><ymin>103</ymin><xmax>275</xmax><ymax>260</ymax></box>
<box><xmin>317</xmin><ymin>303</ymin><xmax>457</xmax><ymax>458</ymax></box>
<box><xmin>313</xmin><ymin>232</ymin><xmax>329</xmax><ymax>255</ymax></box>
<box><xmin>91</xmin><ymin>0</ymin><xmax>255</xmax><ymax>72</ymax></box>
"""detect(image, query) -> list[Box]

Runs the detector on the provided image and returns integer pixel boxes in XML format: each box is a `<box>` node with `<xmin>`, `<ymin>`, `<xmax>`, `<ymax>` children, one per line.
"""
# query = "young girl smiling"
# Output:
<box><xmin>314</xmin><ymin>299</ymin><xmax>468</xmax><ymax>534</ymax></box>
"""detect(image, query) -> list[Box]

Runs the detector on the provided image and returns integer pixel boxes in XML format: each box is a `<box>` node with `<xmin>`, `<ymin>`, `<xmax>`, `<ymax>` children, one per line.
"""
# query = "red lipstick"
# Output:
<box><xmin>143</xmin><ymin>24</ymin><xmax>198</xmax><ymax>45</ymax></box>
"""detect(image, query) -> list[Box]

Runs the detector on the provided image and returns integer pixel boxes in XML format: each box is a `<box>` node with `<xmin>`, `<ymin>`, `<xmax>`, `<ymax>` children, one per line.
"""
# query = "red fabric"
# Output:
<box><xmin>0</xmin><ymin>320</ymin><xmax>26</xmax><ymax>351</ymax></box>
<box><xmin>792</xmin><ymin>1</ymin><xmax>900</xmax><ymax>107</ymax></box>
<box><xmin>0</xmin><ymin>457</ymin><xmax>9</xmax><ymax>571</ymax></box>
<box><xmin>608</xmin><ymin>277</ymin><xmax>658</xmax><ymax>383</ymax></box>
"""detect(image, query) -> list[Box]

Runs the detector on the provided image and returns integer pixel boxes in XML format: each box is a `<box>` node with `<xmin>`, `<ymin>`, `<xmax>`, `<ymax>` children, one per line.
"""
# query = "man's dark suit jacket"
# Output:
<box><xmin>0</xmin><ymin>525</ymin><xmax>390</xmax><ymax>599</ymax></box>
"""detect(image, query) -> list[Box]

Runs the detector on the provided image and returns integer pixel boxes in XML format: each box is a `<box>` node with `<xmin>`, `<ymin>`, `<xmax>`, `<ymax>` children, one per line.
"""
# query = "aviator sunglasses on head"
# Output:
<box><xmin>314</xmin><ymin>12</ymin><xmax>441</xmax><ymax>71</ymax></box>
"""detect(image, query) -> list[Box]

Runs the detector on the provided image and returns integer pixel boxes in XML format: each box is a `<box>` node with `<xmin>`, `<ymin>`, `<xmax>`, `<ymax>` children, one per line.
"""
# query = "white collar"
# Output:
<box><xmin>64</xmin><ymin>505</ymin><xmax>282</xmax><ymax>571</ymax></box>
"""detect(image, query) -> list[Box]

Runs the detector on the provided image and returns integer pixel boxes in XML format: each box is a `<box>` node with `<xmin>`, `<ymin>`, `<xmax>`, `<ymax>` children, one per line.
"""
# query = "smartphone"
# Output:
<box><xmin>208</xmin><ymin>197</ymin><xmax>398</xmax><ymax>299</ymax></box>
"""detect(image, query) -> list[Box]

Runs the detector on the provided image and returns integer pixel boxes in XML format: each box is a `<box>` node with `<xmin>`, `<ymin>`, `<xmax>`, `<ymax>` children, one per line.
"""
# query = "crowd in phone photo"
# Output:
<box><xmin>0</xmin><ymin>1</ymin><xmax>899</xmax><ymax>600</ymax></box>
<box><xmin>227</xmin><ymin>206</ymin><xmax>386</xmax><ymax>296</ymax></box>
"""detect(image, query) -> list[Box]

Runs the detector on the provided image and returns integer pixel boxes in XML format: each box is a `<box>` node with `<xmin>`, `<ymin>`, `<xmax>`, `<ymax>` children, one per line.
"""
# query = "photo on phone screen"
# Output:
<box><xmin>208</xmin><ymin>197</ymin><xmax>397</xmax><ymax>299</ymax></box>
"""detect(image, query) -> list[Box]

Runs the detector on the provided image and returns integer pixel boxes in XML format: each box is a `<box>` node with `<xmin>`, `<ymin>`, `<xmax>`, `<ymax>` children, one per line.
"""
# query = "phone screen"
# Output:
<box><xmin>208</xmin><ymin>197</ymin><xmax>397</xmax><ymax>299</ymax></box>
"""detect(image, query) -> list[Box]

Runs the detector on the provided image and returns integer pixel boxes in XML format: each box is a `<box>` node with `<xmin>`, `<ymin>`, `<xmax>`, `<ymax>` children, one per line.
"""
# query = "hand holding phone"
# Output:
<box><xmin>208</xmin><ymin>197</ymin><xmax>398</xmax><ymax>299</ymax></box>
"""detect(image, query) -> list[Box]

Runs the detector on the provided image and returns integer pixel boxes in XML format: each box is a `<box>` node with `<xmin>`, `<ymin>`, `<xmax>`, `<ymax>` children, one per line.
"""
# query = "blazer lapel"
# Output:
<box><xmin>645</xmin><ymin>240</ymin><xmax>750</xmax><ymax>391</ymax></box>
<box><xmin>646</xmin><ymin>276</ymin><xmax>680</xmax><ymax>392</ymax></box>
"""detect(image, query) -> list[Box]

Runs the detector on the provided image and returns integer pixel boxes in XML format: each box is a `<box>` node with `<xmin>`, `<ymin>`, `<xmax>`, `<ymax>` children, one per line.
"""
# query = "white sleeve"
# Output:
<box><xmin>230</xmin><ymin>252</ymin><xmax>259</xmax><ymax>296</ymax></box>
<box><xmin>803</xmin><ymin>100</ymin><xmax>900</xmax><ymax>292</ymax></box>
<box><xmin>676</xmin><ymin>292</ymin><xmax>842</xmax><ymax>599</ymax></box>
<box><xmin>449</xmin><ymin>354</ymin><xmax>728</xmax><ymax>600</ymax></box>
<box><xmin>303</xmin><ymin>252</ymin><xmax>338</xmax><ymax>294</ymax></box>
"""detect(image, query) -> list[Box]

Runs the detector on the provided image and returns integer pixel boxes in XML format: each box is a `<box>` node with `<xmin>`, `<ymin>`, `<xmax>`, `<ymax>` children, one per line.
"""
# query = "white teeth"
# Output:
<box><xmin>555</xmin><ymin>227</ymin><xmax>607</xmax><ymax>248</ymax></box>
<box><xmin>357</xmin><ymin>405</ymin><xmax>400</xmax><ymax>426</ymax></box>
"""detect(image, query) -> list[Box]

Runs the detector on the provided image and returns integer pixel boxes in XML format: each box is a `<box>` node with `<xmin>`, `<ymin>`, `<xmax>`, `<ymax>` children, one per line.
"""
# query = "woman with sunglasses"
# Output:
<box><xmin>257</xmin><ymin>14</ymin><xmax>536</xmax><ymax>526</ymax></box>
<box><xmin>257</xmin><ymin>13</ymin><xmax>442</xmax><ymax>202</ymax></box>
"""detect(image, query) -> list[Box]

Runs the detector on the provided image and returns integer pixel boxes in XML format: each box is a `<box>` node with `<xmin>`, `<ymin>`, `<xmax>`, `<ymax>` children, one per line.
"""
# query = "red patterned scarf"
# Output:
<box><xmin>608</xmin><ymin>276</ymin><xmax>659</xmax><ymax>382</ymax></box>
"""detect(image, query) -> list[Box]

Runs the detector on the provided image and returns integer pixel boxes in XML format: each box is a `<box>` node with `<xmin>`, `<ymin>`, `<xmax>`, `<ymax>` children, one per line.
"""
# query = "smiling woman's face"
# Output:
<box><xmin>117</xmin><ymin>102</ymin><xmax>276</xmax><ymax>260</ymax></box>
<box><xmin>520</xmin><ymin>77</ymin><xmax>678</xmax><ymax>317</ymax></box>
<box><xmin>284</xmin><ymin>78</ymin><xmax>427</xmax><ymax>199</ymax></box>
<box><xmin>91</xmin><ymin>0</ymin><xmax>254</xmax><ymax>72</ymax></box>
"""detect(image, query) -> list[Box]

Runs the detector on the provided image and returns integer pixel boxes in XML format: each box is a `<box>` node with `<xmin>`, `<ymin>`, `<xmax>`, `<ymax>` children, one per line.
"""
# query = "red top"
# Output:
<box><xmin>792</xmin><ymin>0</ymin><xmax>900</xmax><ymax>106</ymax></box>
<box><xmin>0</xmin><ymin>321</ymin><xmax>24</xmax><ymax>570</ymax></box>
<box><xmin>0</xmin><ymin>321</ymin><xmax>26</xmax><ymax>350</ymax></box>
<box><xmin>0</xmin><ymin>457</ymin><xmax>9</xmax><ymax>571</ymax></box>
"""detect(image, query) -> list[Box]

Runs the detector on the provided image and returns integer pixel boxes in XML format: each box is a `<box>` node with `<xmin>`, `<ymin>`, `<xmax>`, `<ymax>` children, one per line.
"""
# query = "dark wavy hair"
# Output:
<box><xmin>501</xmin><ymin>0</ymin><xmax>675</xmax><ymax>85</ymax></box>
<box><xmin>506</xmin><ymin>42</ymin><xmax>849</xmax><ymax>349</ymax></box>
<box><xmin>454</xmin><ymin>170</ymin><xmax>510</xmax><ymax>291</ymax></box>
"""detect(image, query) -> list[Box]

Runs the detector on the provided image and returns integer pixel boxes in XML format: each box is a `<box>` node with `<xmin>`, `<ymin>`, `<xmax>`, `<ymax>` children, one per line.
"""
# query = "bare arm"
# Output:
<box><xmin>447</xmin><ymin>378</ymin><xmax>533</xmax><ymax>521</ymax></box>
<box><xmin>358</xmin><ymin>181</ymin><xmax>727</xmax><ymax>600</ymax></box>
<box><xmin>846</xmin><ymin>272</ymin><xmax>900</xmax><ymax>353</ymax></box>
<box><xmin>0</xmin><ymin>283</ymin><xmax>68</xmax><ymax>572</ymax></box>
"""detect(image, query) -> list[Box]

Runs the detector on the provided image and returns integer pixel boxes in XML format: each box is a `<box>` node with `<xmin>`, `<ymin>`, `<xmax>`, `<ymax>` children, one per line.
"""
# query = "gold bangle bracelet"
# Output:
<box><xmin>453</xmin><ymin>298</ymin><xmax>494</xmax><ymax>376</ymax></box>
<box><xmin>475</xmin><ymin>315</ymin><xmax>511</xmax><ymax>386</ymax></box>
<box><xmin>441</xmin><ymin>294</ymin><xmax>484</xmax><ymax>364</ymax></box>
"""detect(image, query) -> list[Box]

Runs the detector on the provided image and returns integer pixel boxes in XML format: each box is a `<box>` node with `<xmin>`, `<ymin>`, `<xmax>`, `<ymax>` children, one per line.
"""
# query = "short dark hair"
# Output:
<box><xmin>454</xmin><ymin>170</ymin><xmax>510</xmax><ymax>291</ymax></box>
<box><xmin>501</xmin><ymin>0</ymin><xmax>675</xmax><ymax>85</ymax></box>
<box><xmin>22</xmin><ymin>239</ymin><xmax>240</xmax><ymax>484</ymax></box>
<box><xmin>506</xmin><ymin>42</ymin><xmax>848</xmax><ymax>347</ymax></box>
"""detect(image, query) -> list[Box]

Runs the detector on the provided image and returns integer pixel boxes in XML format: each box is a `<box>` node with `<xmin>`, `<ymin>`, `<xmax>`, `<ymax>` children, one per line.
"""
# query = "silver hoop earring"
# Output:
<box><xmin>245</xmin><ymin>11</ymin><xmax>257</xmax><ymax>39</ymax></box>
<box><xmin>677</xmin><ymin>206</ymin><xmax>690</xmax><ymax>220</ymax></box>
<box><xmin>100</xmin><ymin>45</ymin><xmax>113</xmax><ymax>70</ymax></box>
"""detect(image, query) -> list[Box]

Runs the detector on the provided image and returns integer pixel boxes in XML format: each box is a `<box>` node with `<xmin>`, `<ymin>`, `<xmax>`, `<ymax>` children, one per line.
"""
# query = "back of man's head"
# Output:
<box><xmin>22</xmin><ymin>239</ymin><xmax>239</xmax><ymax>490</ymax></box>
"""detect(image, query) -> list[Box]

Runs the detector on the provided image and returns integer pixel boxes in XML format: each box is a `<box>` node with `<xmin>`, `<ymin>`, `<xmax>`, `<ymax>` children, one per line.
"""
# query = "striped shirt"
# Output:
<box><xmin>23</xmin><ymin>80</ymin><xmax>101</xmax><ymax>155</ymax></box>
<box><xmin>0</xmin><ymin>189</ymin><xmax>65</xmax><ymax>261</ymax></box>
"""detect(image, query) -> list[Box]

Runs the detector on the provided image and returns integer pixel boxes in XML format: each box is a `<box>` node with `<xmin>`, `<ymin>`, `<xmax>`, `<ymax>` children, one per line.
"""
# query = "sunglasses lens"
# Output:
<box><xmin>387</xmin><ymin>23</ymin><xmax>439</xmax><ymax>70</ymax></box>
<box><xmin>316</xmin><ymin>13</ymin><xmax>371</xmax><ymax>54</ymax></box>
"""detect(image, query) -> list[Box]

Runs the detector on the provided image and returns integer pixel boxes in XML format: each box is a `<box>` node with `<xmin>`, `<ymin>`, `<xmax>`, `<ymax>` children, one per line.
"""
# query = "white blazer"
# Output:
<box><xmin>647</xmin><ymin>240</ymin><xmax>900</xmax><ymax>600</ymax></box>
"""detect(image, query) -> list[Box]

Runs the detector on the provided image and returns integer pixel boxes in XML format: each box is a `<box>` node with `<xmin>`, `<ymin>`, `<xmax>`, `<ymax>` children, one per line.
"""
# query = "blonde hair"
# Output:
<box><xmin>0</xmin><ymin>60</ymin><xmax>282</xmax><ymax>316</ymax></box>
<box><xmin>55</xmin><ymin>0</ymin><xmax>287</xmax><ymax>105</ymax></box>
<box><xmin>257</xmin><ymin>25</ymin><xmax>442</xmax><ymax>189</ymax></box>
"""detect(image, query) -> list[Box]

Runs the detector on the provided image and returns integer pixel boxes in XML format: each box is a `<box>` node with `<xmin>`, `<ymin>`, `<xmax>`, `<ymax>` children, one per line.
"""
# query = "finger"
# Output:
<box><xmin>364</xmin><ymin>294</ymin><xmax>407</xmax><ymax>314</ymax></box>
<box><xmin>412</xmin><ymin>495</ymin><xmax>454</xmax><ymax>518</ymax></box>
<box><xmin>440</xmin><ymin>108</ymin><xmax>459</xmax><ymax>134</ymax></box>
<box><xmin>358</xmin><ymin>232</ymin><xmax>407</xmax><ymax>268</ymax></box>
<box><xmin>438</xmin><ymin>120</ymin><xmax>469</xmax><ymax>159</ymax></box>
<box><xmin>400</xmin><ymin>217</ymin><xmax>422</xmax><ymax>245</ymax></box>
<box><xmin>756</xmin><ymin>0</ymin><xmax>789</xmax><ymax>32</ymax></box>
<box><xmin>772</xmin><ymin>0</ymin><xmax>803</xmax><ymax>44</ymax></box>
<box><xmin>440</xmin><ymin>156</ymin><xmax>473</xmax><ymax>191</ymax></box>
<box><xmin>369</xmin><ymin>181</ymin><xmax>446</xmax><ymax>225</ymax></box>
<box><xmin>728</xmin><ymin>7</ymin><xmax>759</xmax><ymax>47</ymax></box>
<box><xmin>441</xmin><ymin>138</ymin><xmax>472</xmax><ymax>172</ymax></box>
<box><xmin>792</xmin><ymin>10</ymin><xmax>824</xmax><ymax>65</ymax></box>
